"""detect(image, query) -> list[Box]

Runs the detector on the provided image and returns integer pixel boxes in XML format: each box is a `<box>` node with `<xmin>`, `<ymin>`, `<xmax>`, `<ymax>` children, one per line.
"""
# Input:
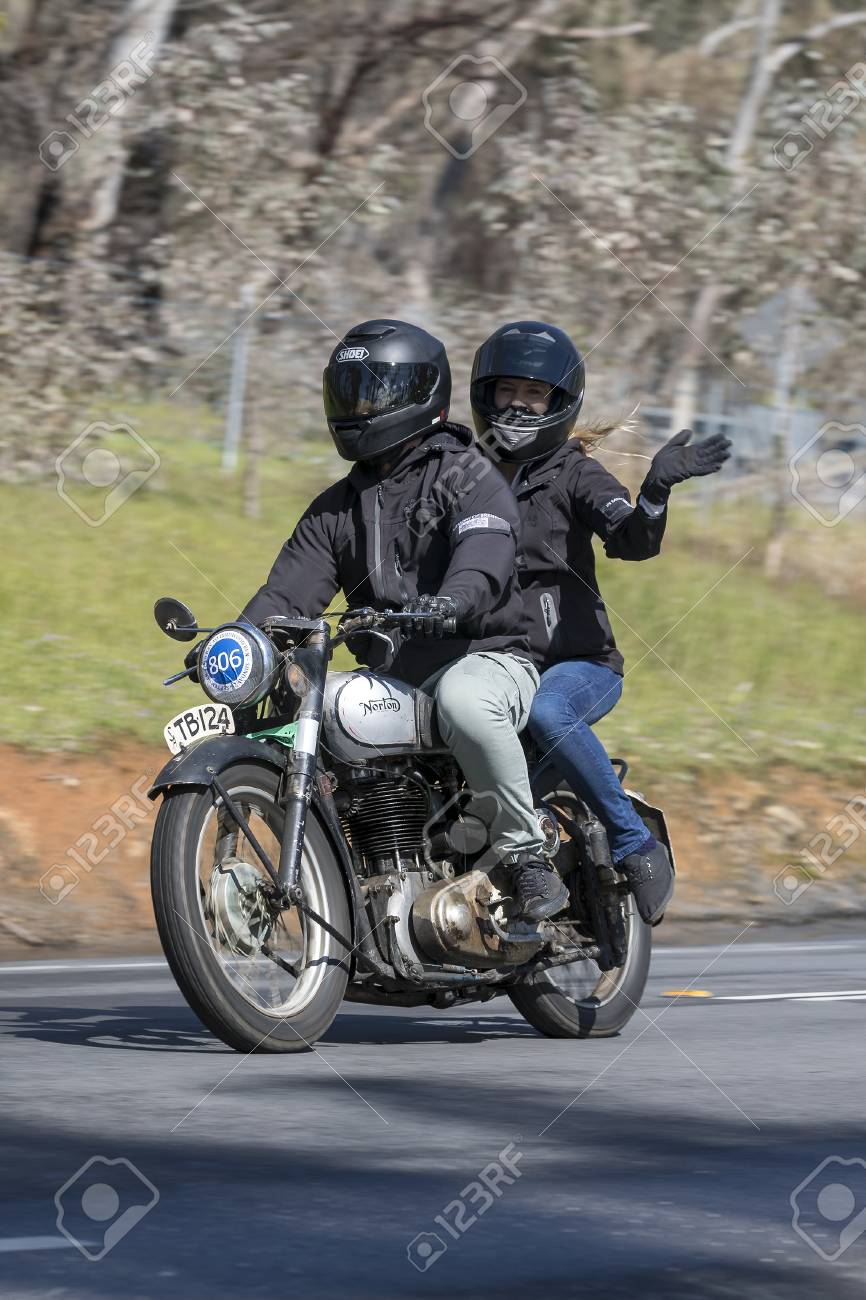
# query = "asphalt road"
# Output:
<box><xmin>2</xmin><ymin>935</ymin><xmax>865</xmax><ymax>1299</ymax></box>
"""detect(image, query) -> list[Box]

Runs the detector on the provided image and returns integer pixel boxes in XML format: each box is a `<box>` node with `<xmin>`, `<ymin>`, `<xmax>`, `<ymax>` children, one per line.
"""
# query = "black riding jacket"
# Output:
<box><xmin>243</xmin><ymin>423</ymin><xmax>531</xmax><ymax>687</ymax></box>
<box><xmin>511</xmin><ymin>439</ymin><xmax>667</xmax><ymax>675</ymax></box>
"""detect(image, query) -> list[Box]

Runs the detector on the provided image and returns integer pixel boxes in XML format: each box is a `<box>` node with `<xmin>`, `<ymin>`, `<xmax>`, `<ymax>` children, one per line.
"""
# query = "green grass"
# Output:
<box><xmin>4</xmin><ymin>414</ymin><xmax>350</xmax><ymax>752</ymax></box>
<box><xmin>4</xmin><ymin>414</ymin><xmax>865</xmax><ymax>783</ymax></box>
<box><xmin>593</xmin><ymin>542</ymin><xmax>866</xmax><ymax>782</ymax></box>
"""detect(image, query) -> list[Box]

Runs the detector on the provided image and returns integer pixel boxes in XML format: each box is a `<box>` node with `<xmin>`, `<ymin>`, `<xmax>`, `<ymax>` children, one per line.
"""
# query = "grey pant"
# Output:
<box><xmin>421</xmin><ymin>651</ymin><xmax>543</xmax><ymax>860</ymax></box>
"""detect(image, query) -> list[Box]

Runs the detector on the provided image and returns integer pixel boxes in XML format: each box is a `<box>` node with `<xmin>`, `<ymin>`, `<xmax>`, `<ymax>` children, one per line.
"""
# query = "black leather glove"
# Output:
<box><xmin>640</xmin><ymin>429</ymin><xmax>732</xmax><ymax>506</ymax></box>
<box><xmin>337</xmin><ymin>607</ymin><xmax>378</xmax><ymax>648</ymax></box>
<box><xmin>401</xmin><ymin>594</ymin><xmax>461</xmax><ymax>639</ymax></box>
<box><xmin>183</xmin><ymin>644</ymin><xmax>201</xmax><ymax>684</ymax></box>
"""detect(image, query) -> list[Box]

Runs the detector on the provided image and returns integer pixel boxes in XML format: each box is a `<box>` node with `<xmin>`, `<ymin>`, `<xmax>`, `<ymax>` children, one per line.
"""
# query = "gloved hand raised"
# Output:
<box><xmin>640</xmin><ymin>429</ymin><xmax>732</xmax><ymax>506</ymax></box>
<box><xmin>401</xmin><ymin>593</ymin><xmax>461</xmax><ymax>639</ymax></box>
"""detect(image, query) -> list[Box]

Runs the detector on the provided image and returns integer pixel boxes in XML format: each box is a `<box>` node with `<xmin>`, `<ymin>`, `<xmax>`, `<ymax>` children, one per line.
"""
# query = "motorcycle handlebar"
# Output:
<box><xmin>329</xmin><ymin>608</ymin><xmax>460</xmax><ymax>646</ymax></box>
<box><xmin>163</xmin><ymin>609</ymin><xmax>461</xmax><ymax>683</ymax></box>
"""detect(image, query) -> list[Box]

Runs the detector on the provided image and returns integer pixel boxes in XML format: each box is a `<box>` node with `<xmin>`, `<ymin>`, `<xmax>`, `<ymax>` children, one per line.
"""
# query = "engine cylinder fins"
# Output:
<box><xmin>339</xmin><ymin>777</ymin><xmax>431</xmax><ymax>865</ymax></box>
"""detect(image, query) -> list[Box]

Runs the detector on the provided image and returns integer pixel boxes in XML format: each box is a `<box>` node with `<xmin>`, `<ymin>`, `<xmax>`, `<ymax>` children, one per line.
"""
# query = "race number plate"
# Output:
<box><xmin>163</xmin><ymin>703</ymin><xmax>235</xmax><ymax>754</ymax></box>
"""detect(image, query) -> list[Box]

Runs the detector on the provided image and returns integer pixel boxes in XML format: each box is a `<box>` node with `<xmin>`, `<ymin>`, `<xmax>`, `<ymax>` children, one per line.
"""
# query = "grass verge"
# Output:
<box><xmin>4</xmin><ymin>419</ymin><xmax>865</xmax><ymax>784</ymax></box>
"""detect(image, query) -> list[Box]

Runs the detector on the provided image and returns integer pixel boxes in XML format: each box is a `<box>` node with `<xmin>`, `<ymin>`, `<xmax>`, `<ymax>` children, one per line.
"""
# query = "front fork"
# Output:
<box><xmin>276</xmin><ymin>621</ymin><xmax>330</xmax><ymax>897</ymax></box>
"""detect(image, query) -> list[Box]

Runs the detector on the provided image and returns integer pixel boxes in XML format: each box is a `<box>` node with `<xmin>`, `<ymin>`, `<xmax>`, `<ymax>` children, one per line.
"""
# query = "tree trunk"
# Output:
<box><xmin>0</xmin><ymin>0</ymin><xmax>48</xmax><ymax>255</ymax></box>
<box><xmin>38</xmin><ymin>0</ymin><xmax>177</xmax><ymax>255</ymax></box>
<box><xmin>668</xmin><ymin>282</ymin><xmax>725</xmax><ymax>432</ymax></box>
<box><xmin>726</xmin><ymin>0</ymin><xmax>782</xmax><ymax>176</ymax></box>
<box><xmin>672</xmin><ymin>0</ymin><xmax>782</xmax><ymax>426</ymax></box>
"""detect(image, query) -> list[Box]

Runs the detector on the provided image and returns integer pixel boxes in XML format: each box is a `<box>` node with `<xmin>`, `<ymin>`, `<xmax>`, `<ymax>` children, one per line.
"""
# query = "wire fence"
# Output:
<box><xmin>2</xmin><ymin>247</ymin><xmax>864</xmax><ymax>510</ymax></box>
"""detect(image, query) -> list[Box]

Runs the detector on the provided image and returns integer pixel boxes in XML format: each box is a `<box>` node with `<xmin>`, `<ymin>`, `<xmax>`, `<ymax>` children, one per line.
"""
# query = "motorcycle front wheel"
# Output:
<box><xmin>151</xmin><ymin>761</ymin><xmax>350</xmax><ymax>1053</ymax></box>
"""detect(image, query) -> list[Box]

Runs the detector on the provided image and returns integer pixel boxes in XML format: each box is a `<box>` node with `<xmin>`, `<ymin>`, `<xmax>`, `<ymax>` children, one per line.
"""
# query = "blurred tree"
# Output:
<box><xmin>1</xmin><ymin>0</ymin><xmax>865</xmax><ymax>483</ymax></box>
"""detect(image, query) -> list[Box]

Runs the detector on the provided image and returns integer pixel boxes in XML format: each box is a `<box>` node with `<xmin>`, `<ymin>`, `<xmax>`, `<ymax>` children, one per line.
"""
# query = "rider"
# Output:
<box><xmin>242</xmin><ymin>319</ymin><xmax>564</xmax><ymax>921</ymax></box>
<box><xmin>470</xmin><ymin>320</ymin><xmax>731</xmax><ymax>925</ymax></box>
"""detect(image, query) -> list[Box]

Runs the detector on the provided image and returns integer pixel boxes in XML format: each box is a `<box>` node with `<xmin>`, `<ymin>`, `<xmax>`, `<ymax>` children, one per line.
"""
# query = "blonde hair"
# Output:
<box><xmin>570</xmin><ymin>406</ymin><xmax>641</xmax><ymax>455</ymax></box>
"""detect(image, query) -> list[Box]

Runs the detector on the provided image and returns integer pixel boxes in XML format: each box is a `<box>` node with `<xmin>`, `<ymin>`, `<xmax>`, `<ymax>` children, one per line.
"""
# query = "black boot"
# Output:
<box><xmin>617</xmin><ymin>839</ymin><xmax>674</xmax><ymax>925</ymax></box>
<box><xmin>509</xmin><ymin>857</ymin><xmax>568</xmax><ymax>922</ymax></box>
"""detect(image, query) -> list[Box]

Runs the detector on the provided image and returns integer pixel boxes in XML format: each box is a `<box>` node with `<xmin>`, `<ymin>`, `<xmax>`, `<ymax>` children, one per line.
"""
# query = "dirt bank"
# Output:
<box><xmin>0</xmin><ymin>743</ymin><xmax>863</xmax><ymax>960</ymax></box>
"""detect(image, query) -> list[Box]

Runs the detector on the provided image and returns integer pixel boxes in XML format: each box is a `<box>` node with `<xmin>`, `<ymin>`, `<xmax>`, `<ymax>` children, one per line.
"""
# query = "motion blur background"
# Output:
<box><xmin>1</xmin><ymin>0</ymin><xmax>865</xmax><ymax>953</ymax></box>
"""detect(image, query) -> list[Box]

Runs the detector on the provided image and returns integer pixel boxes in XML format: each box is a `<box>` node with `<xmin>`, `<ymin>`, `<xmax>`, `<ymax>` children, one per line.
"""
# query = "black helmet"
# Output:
<box><xmin>470</xmin><ymin>320</ymin><xmax>585</xmax><ymax>464</ymax></box>
<box><xmin>323</xmin><ymin>319</ymin><xmax>451</xmax><ymax>462</ymax></box>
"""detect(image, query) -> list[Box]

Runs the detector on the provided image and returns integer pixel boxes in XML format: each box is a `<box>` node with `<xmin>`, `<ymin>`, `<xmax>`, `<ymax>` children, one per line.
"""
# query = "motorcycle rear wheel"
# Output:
<box><xmin>508</xmin><ymin>894</ymin><xmax>651</xmax><ymax>1039</ymax></box>
<box><xmin>151</xmin><ymin>761</ymin><xmax>350</xmax><ymax>1053</ymax></box>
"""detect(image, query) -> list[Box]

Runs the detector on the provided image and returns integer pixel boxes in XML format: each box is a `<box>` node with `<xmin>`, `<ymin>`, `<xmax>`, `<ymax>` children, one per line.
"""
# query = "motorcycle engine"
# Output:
<box><xmin>334</xmin><ymin>763</ymin><xmax>557</xmax><ymax>971</ymax></box>
<box><xmin>410</xmin><ymin>868</ymin><xmax>543</xmax><ymax>969</ymax></box>
<box><xmin>334</xmin><ymin>764</ymin><xmax>439</xmax><ymax>876</ymax></box>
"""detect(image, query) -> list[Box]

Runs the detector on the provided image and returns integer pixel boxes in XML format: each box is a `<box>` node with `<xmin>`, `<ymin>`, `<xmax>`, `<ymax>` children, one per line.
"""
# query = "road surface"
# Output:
<box><xmin>2</xmin><ymin>935</ymin><xmax>865</xmax><ymax>1298</ymax></box>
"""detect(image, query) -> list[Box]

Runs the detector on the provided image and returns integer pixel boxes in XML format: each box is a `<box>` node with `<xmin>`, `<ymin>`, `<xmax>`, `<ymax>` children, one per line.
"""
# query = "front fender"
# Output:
<box><xmin>147</xmin><ymin>735</ymin><xmax>290</xmax><ymax>799</ymax></box>
<box><xmin>147</xmin><ymin>736</ymin><xmax>363</xmax><ymax>959</ymax></box>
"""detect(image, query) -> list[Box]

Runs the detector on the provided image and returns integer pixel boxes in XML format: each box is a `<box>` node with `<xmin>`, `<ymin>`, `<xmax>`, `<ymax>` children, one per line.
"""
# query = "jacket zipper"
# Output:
<box><xmin>372</xmin><ymin>483</ymin><xmax>385</xmax><ymax>602</ymax></box>
<box><xmin>394</xmin><ymin>539</ymin><xmax>409</xmax><ymax>604</ymax></box>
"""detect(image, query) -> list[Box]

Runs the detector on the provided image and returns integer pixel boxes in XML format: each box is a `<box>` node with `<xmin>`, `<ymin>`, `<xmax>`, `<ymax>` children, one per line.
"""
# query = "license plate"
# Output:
<box><xmin>164</xmin><ymin>703</ymin><xmax>235</xmax><ymax>754</ymax></box>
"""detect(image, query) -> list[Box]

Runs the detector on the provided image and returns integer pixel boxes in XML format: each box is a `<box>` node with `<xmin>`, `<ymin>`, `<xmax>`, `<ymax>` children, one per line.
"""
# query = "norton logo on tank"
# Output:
<box><xmin>360</xmin><ymin>696</ymin><xmax>401</xmax><ymax>715</ymax></box>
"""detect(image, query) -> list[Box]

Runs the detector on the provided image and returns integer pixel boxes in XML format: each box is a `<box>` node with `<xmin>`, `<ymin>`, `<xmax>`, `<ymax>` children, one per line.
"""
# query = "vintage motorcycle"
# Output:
<box><xmin>148</xmin><ymin>597</ymin><xmax>674</xmax><ymax>1053</ymax></box>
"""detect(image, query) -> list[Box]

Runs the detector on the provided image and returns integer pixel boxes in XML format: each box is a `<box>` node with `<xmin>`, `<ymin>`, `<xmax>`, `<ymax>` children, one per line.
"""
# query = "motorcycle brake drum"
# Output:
<box><xmin>206</xmin><ymin>857</ymin><xmax>274</xmax><ymax>957</ymax></box>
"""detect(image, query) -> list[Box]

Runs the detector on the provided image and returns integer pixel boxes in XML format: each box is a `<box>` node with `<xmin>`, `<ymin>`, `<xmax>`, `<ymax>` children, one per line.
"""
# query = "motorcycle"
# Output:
<box><xmin>148</xmin><ymin>597</ymin><xmax>674</xmax><ymax>1052</ymax></box>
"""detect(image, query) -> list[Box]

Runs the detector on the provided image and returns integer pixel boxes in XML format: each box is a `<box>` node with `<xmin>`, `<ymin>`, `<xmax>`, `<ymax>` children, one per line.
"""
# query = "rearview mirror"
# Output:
<box><xmin>154</xmin><ymin>596</ymin><xmax>198</xmax><ymax>642</ymax></box>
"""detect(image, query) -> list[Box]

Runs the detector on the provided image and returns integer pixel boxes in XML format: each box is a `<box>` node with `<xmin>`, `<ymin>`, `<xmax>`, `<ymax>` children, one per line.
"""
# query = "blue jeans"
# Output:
<box><xmin>527</xmin><ymin>659</ymin><xmax>650</xmax><ymax>862</ymax></box>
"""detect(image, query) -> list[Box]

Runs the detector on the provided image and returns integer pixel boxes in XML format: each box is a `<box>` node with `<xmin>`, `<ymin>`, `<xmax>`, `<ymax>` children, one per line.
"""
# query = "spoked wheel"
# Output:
<box><xmin>508</xmin><ymin>786</ymin><xmax>651</xmax><ymax>1038</ymax></box>
<box><xmin>508</xmin><ymin>897</ymin><xmax>650</xmax><ymax>1038</ymax></box>
<box><xmin>151</xmin><ymin>762</ymin><xmax>350</xmax><ymax>1052</ymax></box>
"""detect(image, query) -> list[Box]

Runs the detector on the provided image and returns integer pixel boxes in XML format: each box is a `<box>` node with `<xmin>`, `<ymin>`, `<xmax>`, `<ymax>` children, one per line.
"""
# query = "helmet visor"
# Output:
<box><xmin>473</xmin><ymin>326</ymin><xmax>583</xmax><ymax>397</ymax></box>
<box><xmin>323</xmin><ymin>361</ymin><xmax>439</xmax><ymax>420</ymax></box>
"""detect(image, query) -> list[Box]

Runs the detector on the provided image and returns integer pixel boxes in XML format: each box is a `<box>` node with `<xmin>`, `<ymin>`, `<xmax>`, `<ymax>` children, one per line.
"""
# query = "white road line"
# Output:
<box><xmin>0</xmin><ymin>940</ymin><xmax>861</xmax><ymax>977</ymax></box>
<box><xmin>0</xmin><ymin>1236</ymin><xmax>88</xmax><ymax>1253</ymax></box>
<box><xmin>0</xmin><ymin>960</ymin><xmax>167</xmax><ymax>976</ymax></box>
<box><xmin>0</xmin><ymin>980</ymin><xmax>177</xmax><ymax>1001</ymax></box>
<box><xmin>712</xmin><ymin>989</ymin><xmax>866</xmax><ymax>1003</ymax></box>
<box><xmin>654</xmin><ymin>941</ymin><xmax>866</xmax><ymax>956</ymax></box>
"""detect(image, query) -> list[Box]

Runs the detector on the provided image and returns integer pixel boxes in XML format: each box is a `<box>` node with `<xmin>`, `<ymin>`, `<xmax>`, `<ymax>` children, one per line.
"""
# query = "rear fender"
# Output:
<box><xmin>626</xmin><ymin>789</ymin><xmax>676</xmax><ymax>874</ymax></box>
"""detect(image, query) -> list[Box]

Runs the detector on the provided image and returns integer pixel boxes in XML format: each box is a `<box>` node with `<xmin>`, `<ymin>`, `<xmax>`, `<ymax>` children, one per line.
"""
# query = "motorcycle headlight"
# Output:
<box><xmin>197</xmin><ymin>623</ymin><xmax>277</xmax><ymax>708</ymax></box>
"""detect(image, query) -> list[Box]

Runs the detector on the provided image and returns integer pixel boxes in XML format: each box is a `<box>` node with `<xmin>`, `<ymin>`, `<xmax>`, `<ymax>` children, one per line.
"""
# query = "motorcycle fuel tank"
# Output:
<box><xmin>321</xmin><ymin>671</ymin><xmax>443</xmax><ymax>763</ymax></box>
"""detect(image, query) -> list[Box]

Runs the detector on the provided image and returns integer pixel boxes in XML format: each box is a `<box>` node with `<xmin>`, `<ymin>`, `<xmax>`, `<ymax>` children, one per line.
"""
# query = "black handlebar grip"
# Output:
<box><xmin>443</xmin><ymin>617</ymin><xmax>458</xmax><ymax>636</ymax></box>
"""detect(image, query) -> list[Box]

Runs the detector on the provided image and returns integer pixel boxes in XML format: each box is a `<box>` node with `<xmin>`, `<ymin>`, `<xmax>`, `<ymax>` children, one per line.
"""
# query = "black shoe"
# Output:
<box><xmin>510</xmin><ymin>858</ymin><xmax>569</xmax><ymax>922</ymax></box>
<box><xmin>617</xmin><ymin>840</ymin><xmax>674</xmax><ymax>925</ymax></box>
